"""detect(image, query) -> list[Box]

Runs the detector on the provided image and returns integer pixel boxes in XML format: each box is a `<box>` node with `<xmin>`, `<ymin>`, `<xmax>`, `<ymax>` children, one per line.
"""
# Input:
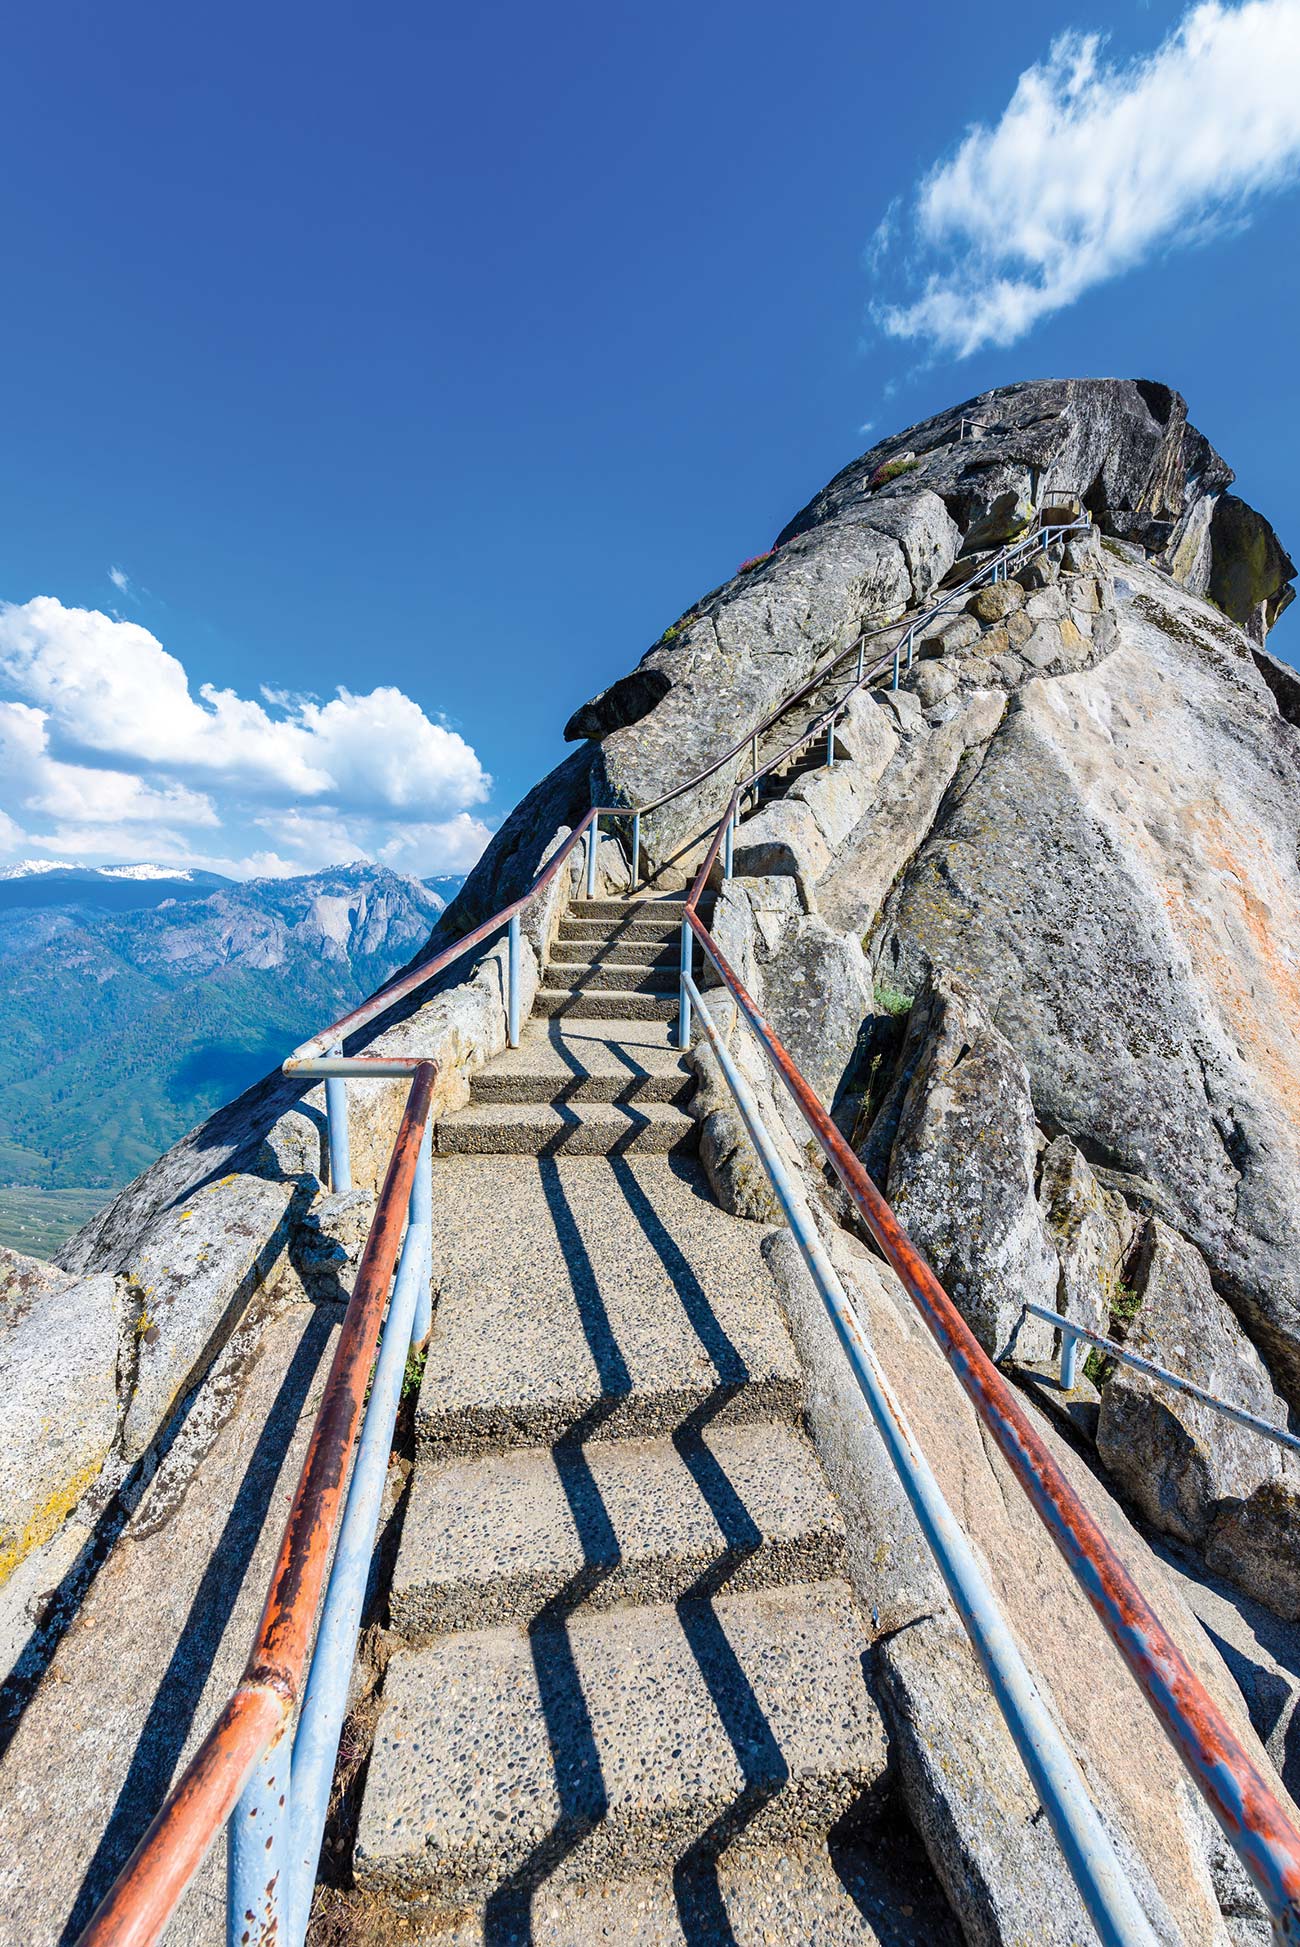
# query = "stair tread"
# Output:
<box><xmin>535</xmin><ymin>989</ymin><xmax>678</xmax><ymax>1019</ymax></box>
<box><xmin>392</xmin><ymin>1421</ymin><xmax>845</xmax><ymax>1634</ymax></box>
<box><xmin>471</xmin><ymin>1017</ymin><xmax>690</xmax><ymax>1103</ymax></box>
<box><xmin>407</xmin><ymin>1839</ymin><xmax>949</xmax><ymax>1945</ymax></box>
<box><xmin>437</xmin><ymin>1100</ymin><xmax>696</xmax><ymax>1157</ymax></box>
<box><xmin>418</xmin><ymin>1154</ymin><xmax>799</xmax><ymax>1454</ymax></box>
<box><xmin>354</xmin><ymin>1580</ymin><xmax>885</xmax><ymax>1904</ymax></box>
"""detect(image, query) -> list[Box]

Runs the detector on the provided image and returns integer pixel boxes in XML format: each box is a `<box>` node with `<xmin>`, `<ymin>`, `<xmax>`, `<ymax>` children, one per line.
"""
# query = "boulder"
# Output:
<box><xmin>1207</xmin><ymin>494</ymin><xmax>1297</xmax><ymax>644</ymax></box>
<box><xmin>1037</xmin><ymin>1135</ymin><xmax>1137</xmax><ymax>1340</ymax></box>
<box><xmin>962</xmin><ymin>490</ymin><xmax>1034</xmax><ymax>554</ymax></box>
<box><xmin>1095</xmin><ymin>1220</ymin><xmax>1291</xmax><ymax>1551</ymax></box>
<box><xmin>0</xmin><ymin>1249</ymin><xmax>122</xmax><ymax>1589</ymax></box>
<box><xmin>966</xmin><ymin>581</ymin><xmax>1024</xmax><ymax>625</ymax></box>
<box><xmin>879</xmin><ymin>970</ymin><xmax>1058</xmax><ymax>1363</ymax></box>
<box><xmin>1206</xmin><ymin>1480</ymin><xmax>1300</xmax><ymax>1621</ymax></box>
<box><xmin>919</xmin><ymin>611</ymin><xmax>980</xmax><ymax>659</ymax></box>
<box><xmin>730</xmin><ymin>798</ymin><xmax>832</xmax><ymax>892</ymax></box>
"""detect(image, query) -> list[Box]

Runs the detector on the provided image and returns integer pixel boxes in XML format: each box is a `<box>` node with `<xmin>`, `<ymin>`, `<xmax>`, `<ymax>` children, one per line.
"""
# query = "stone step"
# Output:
<box><xmin>417</xmin><ymin>1155</ymin><xmax>800</xmax><ymax>1457</ymax></box>
<box><xmin>389</xmin><ymin>1838</ymin><xmax>952</xmax><ymax>1945</ymax></box>
<box><xmin>557</xmin><ymin>917</ymin><xmax>682</xmax><ymax>946</ymax></box>
<box><xmin>470</xmin><ymin>1018</ymin><xmax>692</xmax><ymax>1105</ymax></box>
<box><xmin>544</xmin><ymin>961</ymin><xmax>676</xmax><ymax>994</ymax></box>
<box><xmin>535</xmin><ymin>988</ymin><xmax>678</xmax><ymax>1020</ymax></box>
<box><xmin>574</xmin><ymin>897</ymin><xmax>711</xmax><ymax>923</ymax></box>
<box><xmin>550</xmin><ymin>937</ymin><xmax>677</xmax><ymax>966</ymax></box>
<box><xmin>354</xmin><ymin>1580</ymin><xmax>885</xmax><ymax>1908</ymax></box>
<box><xmin>436</xmin><ymin>1101</ymin><xmax>697</xmax><ymax>1158</ymax></box>
<box><xmin>391</xmin><ymin>1422</ymin><xmax>845</xmax><ymax>1636</ymax></box>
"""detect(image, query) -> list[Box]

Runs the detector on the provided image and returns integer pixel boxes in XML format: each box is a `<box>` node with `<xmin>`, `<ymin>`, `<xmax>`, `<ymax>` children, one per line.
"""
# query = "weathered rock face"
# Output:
<box><xmin>870</xmin><ymin>553</ymin><xmax>1300</xmax><ymax>1407</ymax></box>
<box><xmin>1096</xmin><ymin>1220</ymin><xmax>1293</xmax><ymax>1549</ymax></box>
<box><xmin>550</xmin><ymin>379</ymin><xmax>1292</xmax><ymax>883</ymax></box>
<box><xmin>875</xmin><ymin>971</ymin><xmax>1058</xmax><ymax>1364</ymax></box>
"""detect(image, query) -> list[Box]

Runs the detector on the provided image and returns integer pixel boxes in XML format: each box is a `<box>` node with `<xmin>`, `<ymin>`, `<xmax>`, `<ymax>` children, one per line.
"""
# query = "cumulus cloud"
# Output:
<box><xmin>872</xmin><ymin>0</ymin><xmax>1300</xmax><ymax>357</ymax></box>
<box><xmin>0</xmin><ymin>598</ymin><xmax>496</xmax><ymax>879</ymax></box>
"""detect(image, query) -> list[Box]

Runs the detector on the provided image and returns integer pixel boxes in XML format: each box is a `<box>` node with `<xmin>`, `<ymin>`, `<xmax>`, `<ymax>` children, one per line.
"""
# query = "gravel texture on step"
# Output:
<box><xmin>543</xmin><ymin>961</ymin><xmax>676</xmax><ymax>994</ymax></box>
<box><xmin>557</xmin><ymin>919</ymin><xmax>683</xmax><ymax>945</ymax></box>
<box><xmin>417</xmin><ymin>1154</ymin><xmax>798</xmax><ymax>1455</ymax></box>
<box><xmin>577</xmin><ymin>898</ymin><xmax>692</xmax><ymax>920</ymax></box>
<box><xmin>354</xmin><ymin>1581</ymin><xmax>885</xmax><ymax>1905</ymax></box>
<box><xmin>435</xmin><ymin>1100</ymin><xmax>697</xmax><ymax>1158</ymax></box>
<box><xmin>550</xmin><ymin>938</ymin><xmax>677</xmax><ymax>965</ymax></box>
<box><xmin>469</xmin><ymin>1018</ymin><xmax>691</xmax><ymax>1105</ymax></box>
<box><xmin>534</xmin><ymin>989</ymin><xmax>678</xmax><ymax>1020</ymax></box>
<box><xmin>391</xmin><ymin>1421</ymin><xmax>846</xmax><ymax>1634</ymax></box>
<box><xmin>393</xmin><ymin>1837</ymin><xmax>957</xmax><ymax>1944</ymax></box>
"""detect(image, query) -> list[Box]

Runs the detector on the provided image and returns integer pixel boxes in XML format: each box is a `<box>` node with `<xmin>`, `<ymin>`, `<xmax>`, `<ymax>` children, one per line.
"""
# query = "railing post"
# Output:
<box><xmin>1061</xmin><ymin>1324</ymin><xmax>1082</xmax><ymax>1391</ymax></box>
<box><xmin>410</xmin><ymin>1111</ymin><xmax>433</xmax><ymax>1344</ymax></box>
<box><xmin>906</xmin><ymin>627</ymin><xmax>914</xmax><ymax>671</ymax></box>
<box><xmin>324</xmin><ymin>1046</ymin><xmax>351</xmax><ymax>1195</ymax></box>
<box><xmin>676</xmin><ymin>916</ymin><xmax>692</xmax><ymax>1050</ymax></box>
<box><xmin>826</xmin><ymin>716</ymin><xmax>836</xmax><ymax>768</ymax></box>
<box><xmin>586</xmin><ymin>814</ymin><xmax>599</xmax><ymax>899</ymax></box>
<box><xmin>723</xmin><ymin>812</ymin><xmax>734</xmax><ymax>880</ymax></box>
<box><xmin>751</xmin><ymin>734</ymin><xmax>759</xmax><ymax>776</ymax></box>
<box><xmin>857</xmin><ymin>639</ymin><xmax>865</xmax><ymax>683</ymax></box>
<box><xmin>631</xmin><ymin>810</ymin><xmax>641</xmax><ymax>891</ymax></box>
<box><xmin>228</xmin><ymin>1725</ymin><xmax>290</xmax><ymax>1947</ymax></box>
<box><xmin>892</xmin><ymin>641</ymin><xmax>900</xmax><ymax>691</ymax></box>
<box><xmin>507</xmin><ymin>911</ymin><xmax>521</xmax><ymax>1049</ymax></box>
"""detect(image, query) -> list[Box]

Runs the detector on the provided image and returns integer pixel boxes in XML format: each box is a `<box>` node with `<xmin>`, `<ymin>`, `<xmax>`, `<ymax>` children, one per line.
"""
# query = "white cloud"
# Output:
<box><xmin>108</xmin><ymin>565</ymin><xmax>130</xmax><ymax>594</ymax></box>
<box><xmin>0</xmin><ymin>598</ymin><xmax>490</xmax><ymax>813</ymax></box>
<box><xmin>873</xmin><ymin>0</ymin><xmax>1300</xmax><ymax>357</ymax></box>
<box><xmin>0</xmin><ymin>598</ymin><xmax>496</xmax><ymax>881</ymax></box>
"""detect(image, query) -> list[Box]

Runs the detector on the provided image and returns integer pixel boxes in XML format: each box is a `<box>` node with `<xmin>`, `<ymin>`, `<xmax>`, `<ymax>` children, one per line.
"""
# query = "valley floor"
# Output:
<box><xmin>0</xmin><ymin>1184</ymin><xmax>110</xmax><ymax>1259</ymax></box>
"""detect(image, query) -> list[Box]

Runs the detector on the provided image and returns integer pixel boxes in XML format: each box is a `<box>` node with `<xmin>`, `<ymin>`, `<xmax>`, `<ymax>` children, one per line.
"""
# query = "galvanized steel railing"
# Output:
<box><xmin>677</xmin><ymin>804</ymin><xmax>1300</xmax><ymax>1941</ymax></box>
<box><xmin>1027</xmin><ymin>1301</ymin><xmax>1300</xmax><ymax>1459</ymax></box>
<box><xmin>77</xmin><ymin>1061</ymin><xmax>436</xmax><ymax>1947</ymax></box>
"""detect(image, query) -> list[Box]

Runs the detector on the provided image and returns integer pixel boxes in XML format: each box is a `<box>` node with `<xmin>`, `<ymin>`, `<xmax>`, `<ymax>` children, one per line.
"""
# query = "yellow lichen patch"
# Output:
<box><xmin>0</xmin><ymin>1454</ymin><xmax>103</xmax><ymax>1591</ymax></box>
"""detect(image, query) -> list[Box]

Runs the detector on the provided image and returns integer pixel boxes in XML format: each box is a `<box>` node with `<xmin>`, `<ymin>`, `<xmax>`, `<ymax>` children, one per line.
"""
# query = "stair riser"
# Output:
<box><xmin>391</xmin><ymin>1529</ymin><xmax>846</xmax><ymax>1638</ymax></box>
<box><xmin>416</xmin><ymin>1374</ymin><xmax>803</xmax><ymax>1461</ymax></box>
<box><xmin>534</xmin><ymin>992</ymin><xmax>678</xmax><ymax>1020</ymax></box>
<box><xmin>471</xmin><ymin>1071</ymin><xmax>692</xmax><ymax>1105</ymax></box>
<box><xmin>545</xmin><ymin>964</ymin><xmax>676</xmax><ymax>993</ymax></box>
<box><xmin>436</xmin><ymin>1117</ymin><xmax>697</xmax><ymax>1158</ymax></box>
<box><xmin>559</xmin><ymin>919</ymin><xmax>682</xmax><ymax>940</ymax></box>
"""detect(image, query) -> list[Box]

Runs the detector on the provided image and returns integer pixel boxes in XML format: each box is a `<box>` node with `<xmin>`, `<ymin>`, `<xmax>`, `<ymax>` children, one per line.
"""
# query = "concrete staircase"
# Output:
<box><xmin>349</xmin><ymin>894</ymin><xmax>945</xmax><ymax>1943</ymax></box>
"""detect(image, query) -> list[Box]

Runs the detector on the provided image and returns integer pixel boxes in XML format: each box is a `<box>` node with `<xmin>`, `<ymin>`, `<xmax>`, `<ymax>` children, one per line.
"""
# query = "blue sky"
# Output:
<box><xmin>1</xmin><ymin>0</ymin><xmax>1298</xmax><ymax>879</ymax></box>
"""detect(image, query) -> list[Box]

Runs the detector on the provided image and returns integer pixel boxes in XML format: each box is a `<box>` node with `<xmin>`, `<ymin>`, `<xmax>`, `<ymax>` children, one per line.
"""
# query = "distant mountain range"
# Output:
<box><xmin>0</xmin><ymin>862</ymin><xmax>461</xmax><ymax>1246</ymax></box>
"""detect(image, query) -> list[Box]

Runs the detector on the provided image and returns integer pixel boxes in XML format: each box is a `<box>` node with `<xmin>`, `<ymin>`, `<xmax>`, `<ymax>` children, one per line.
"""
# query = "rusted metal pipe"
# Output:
<box><xmin>76</xmin><ymin>1063</ymin><xmax>438</xmax><ymax>1947</ymax></box>
<box><xmin>684</xmin><ymin>911</ymin><xmax>1300</xmax><ymax>1938</ymax></box>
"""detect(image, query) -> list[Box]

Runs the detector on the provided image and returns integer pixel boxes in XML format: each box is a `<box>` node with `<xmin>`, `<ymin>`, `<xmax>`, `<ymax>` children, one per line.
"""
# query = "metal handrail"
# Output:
<box><xmin>77</xmin><ymin>1062</ymin><xmax>438</xmax><ymax>1947</ymax></box>
<box><xmin>683</xmin><ymin>970</ymin><xmax>1159</xmax><ymax>1946</ymax></box>
<box><xmin>630</xmin><ymin>513</ymin><xmax>1079</xmax><ymax>821</ymax></box>
<box><xmin>677</xmin><ymin>886</ymin><xmax>1300</xmax><ymax>1936</ymax></box>
<box><xmin>1026</xmin><ymin>1302</ymin><xmax>1300</xmax><ymax>1457</ymax></box>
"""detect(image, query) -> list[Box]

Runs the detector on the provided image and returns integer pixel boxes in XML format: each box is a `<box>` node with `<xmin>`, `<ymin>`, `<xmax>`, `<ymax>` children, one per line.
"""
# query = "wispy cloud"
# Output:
<box><xmin>871</xmin><ymin>0</ymin><xmax>1300</xmax><ymax>358</ymax></box>
<box><xmin>108</xmin><ymin>564</ymin><xmax>130</xmax><ymax>595</ymax></box>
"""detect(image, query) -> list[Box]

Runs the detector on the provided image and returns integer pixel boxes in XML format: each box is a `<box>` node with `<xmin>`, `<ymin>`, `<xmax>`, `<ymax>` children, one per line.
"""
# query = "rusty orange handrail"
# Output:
<box><xmin>77</xmin><ymin>1061</ymin><xmax>437</xmax><ymax>1947</ymax></box>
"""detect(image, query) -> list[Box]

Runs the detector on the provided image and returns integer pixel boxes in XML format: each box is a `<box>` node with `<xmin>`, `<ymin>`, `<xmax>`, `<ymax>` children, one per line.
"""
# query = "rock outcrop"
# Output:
<box><xmin>8</xmin><ymin>376</ymin><xmax>1300</xmax><ymax>1944</ymax></box>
